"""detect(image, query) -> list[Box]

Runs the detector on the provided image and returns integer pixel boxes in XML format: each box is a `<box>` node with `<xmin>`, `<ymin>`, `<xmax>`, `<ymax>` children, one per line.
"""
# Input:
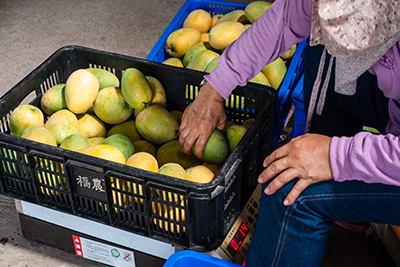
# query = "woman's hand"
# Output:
<box><xmin>179</xmin><ymin>82</ymin><xmax>226</xmax><ymax>158</ymax></box>
<box><xmin>258</xmin><ymin>133</ymin><xmax>333</xmax><ymax>205</ymax></box>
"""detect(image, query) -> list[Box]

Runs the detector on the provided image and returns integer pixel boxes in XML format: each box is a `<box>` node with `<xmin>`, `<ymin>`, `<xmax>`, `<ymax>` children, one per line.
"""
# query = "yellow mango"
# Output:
<box><xmin>76</xmin><ymin>144</ymin><xmax>126</xmax><ymax>165</ymax></box>
<box><xmin>209</xmin><ymin>21</ymin><xmax>245</xmax><ymax>50</ymax></box>
<box><xmin>281</xmin><ymin>44</ymin><xmax>297</xmax><ymax>60</ymax></box>
<box><xmin>245</xmin><ymin>1</ymin><xmax>272</xmax><ymax>23</ymax></box>
<box><xmin>77</xmin><ymin>113</ymin><xmax>107</xmax><ymax>139</ymax></box>
<box><xmin>147</xmin><ymin>76</ymin><xmax>167</xmax><ymax>108</ymax></box>
<box><xmin>40</xmin><ymin>84</ymin><xmax>67</xmax><ymax>116</ymax></box>
<box><xmin>200</xmin><ymin>33</ymin><xmax>209</xmax><ymax>42</ymax></box>
<box><xmin>44</xmin><ymin>109</ymin><xmax>79</xmax><ymax>145</ymax></box>
<box><xmin>65</xmin><ymin>69</ymin><xmax>99</xmax><ymax>114</ymax></box>
<box><xmin>162</xmin><ymin>57</ymin><xmax>184</xmax><ymax>68</ymax></box>
<box><xmin>261</xmin><ymin>58</ymin><xmax>287</xmax><ymax>90</ymax></box>
<box><xmin>20</xmin><ymin>125</ymin><xmax>57</xmax><ymax>146</ymax></box>
<box><xmin>10</xmin><ymin>104</ymin><xmax>44</xmax><ymax>137</ymax></box>
<box><xmin>215</xmin><ymin>9</ymin><xmax>248</xmax><ymax>26</ymax></box>
<box><xmin>250</xmin><ymin>72</ymin><xmax>271</xmax><ymax>87</ymax></box>
<box><xmin>165</xmin><ymin>28</ymin><xmax>201</xmax><ymax>58</ymax></box>
<box><xmin>185</xmin><ymin>165</ymin><xmax>215</xmax><ymax>184</ymax></box>
<box><xmin>182</xmin><ymin>9</ymin><xmax>212</xmax><ymax>33</ymax></box>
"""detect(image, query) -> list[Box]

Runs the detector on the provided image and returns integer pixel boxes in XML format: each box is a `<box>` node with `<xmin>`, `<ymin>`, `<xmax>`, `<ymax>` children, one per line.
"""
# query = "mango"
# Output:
<box><xmin>204</xmin><ymin>57</ymin><xmax>219</xmax><ymax>73</ymax></box>
<box><xmin>103</xmin><ymin>133</ymin><xmax>135</xmax><ymax>161</ymax></box>
<box><xmin>182</xmin><ymin>42</ymin><xmax>213</xmax><ymax>67</ymax></box>
<box><xmin>65</xmin><ymin>69</ymin><xmax>99</xmax><ymax>114</ymax></box>
<box><xmin>182</xmin><ymin>9</ymin><xmax>212</xmax><ymax>34</ymax></box>
<box><xmin>157</xmin><ymin>140</ymin><xmax>203</xmax><ymax>169</ymax></box>
<box><xmin>152</xmin><ymin>200</ymin><xmax>185</xmax><ymax>234</ymax></box>
<box><xmin>261</xmin><ymin>58</ymin><xmax>287</xmax><ymax>90</ymax></box>
<box><xmin>185</xmin><ymin>165</ymin><xmax>215</xmax><ymax>184</ymax></box>
<box><xmin>224</xmin><ymin>124</ymin><xmax>248</xmax><ymax>153</ymax></box>
<box><xmin>165</xmin><ymin>28</ymin><xmax>201</xmax><ymax>58</ymax></box>
<box><xmin>135</xmin><ymin>105</ymin><xmax>180</xmax><ymax>145</ymax></box>
<box><xmin>250</xmin><ymin>71</ymin><xmax>271</xmax><ymax>87</ymax></box>
<box><xmin>245</xmin><ymin>1</ymin><xmax>272</xmax><ymax>23</ymax></box>
<box><xmin>211</xmin><ymin>14</ymin><xmax>224</xmax><ymax>28</ymax></box>
<box><xmin>200</xmin><ymin>33</ymin><xmax>209</xmax><ymax>42</ymax></box>
<box><xmin>126</xmin><ymin>151</ymin><xmax>158</xmax><ymax>203</ymax></box>
<box><xmin>209</xmin><ymin>21</ymin><xmax>245</xmax><ymax>50</ymax></box>
<box><xmin>44</xmin><ymin>109</ymin><xmax>79</xmax><ymax>145</ymax></box>
<box><xmin>281</xmin><ymin>44</ymin><xmax>297</xmax><ymax>60</ymax></box>
<box><xmin>126</xmin><ymin>152</ymin><xmax>159</xmax><ymax>173</ymax></box>
<box><xmin>147</xmin><ymin>76</ymin><xmax>167</xmax><ymax>108</ymax></box>
<box><xmin>215</xmin><ymin>9</ymin><xmax>248</xmax><ymax>26</ymax></box>
<box><xmin>76</xmin><ymin>144</ymin><xmax>126</xmax><ymax>165</ymax></box>
<box><xmin>77</xmin><ymin>113</ymin><xmax>107</xmax><ymax>139</ymax></box>
<box><xmin>158</xmin><ymin>163</ymin><xmax>187</xmax><ymax>180</ymax></box>
<box><xmin>202</xmin><ymin>162</ymin><xmax>222</xmax><ymax>176</ymax></box>
<box><xmin>107</xmin><ymin>120</ymin><xmax>143</xmax><ymax>143</ymax></box>
<box><xmin>170</xmin><ymin>110</ymin><xmax>183</xmax><ymax>124</ymax></box>
<box><xmin>87</xmin><ymin>68</ymin><xmax>120</xmax><ymax>90</ymax></box>
<box><xmin>133</xmin><ymin>140</ymin><xmax>157</xmax><ymax>157</ymax></box>
<box><xmin>222</xmin><ymin>120</ymin><xmax>235</xmax><ymax>134</ymax></box>
<box><xmin>121</xmin><ymin>68</ymin><xmax>153</xmax><ymax>110</ymax></box>
<box><xmin>192</xmin><ymin>129</ymin><xmax>229</xmax><ymax>164</ymax></box>
<box><xmin>242</xmin><ymin>118</ymin><xmax>255</xmax><ymax>128</ymax></box>
<box><xmin>20</xmin><ymin>125</ymin><xmax>57</xmax><ymax>146</ymax></box>
<box><xmin>93</xmin><ymin>87</ymin><xmax>133</xmax><ymax>124</ymax></box>
<box><xmin>187</xmin><ymin>50</ymin><xmax>220</xmax><ymax>72</ymax></box>
<box><xmin>87</xmin><ymin>136</ymin><xmax>105</xmax><ymax>146</ymax></box>
<box><xmin>40</xmin><ymin>84</ymin><xmax>67</xmax><ymax>116</ymax></box>
<box><xmin>10</xmin><ymin>104</ymin><xmax>44</xmax><ymax>137</ymax></box>
<box><xmin>59</xmin><ymin>134</ymin><xmax>90</xmax><ymax>151</ymax></box>
<box><xmin>162</xmin><ymin>57</ymin><xmax>184</xmax><ymax>68</ymax></box>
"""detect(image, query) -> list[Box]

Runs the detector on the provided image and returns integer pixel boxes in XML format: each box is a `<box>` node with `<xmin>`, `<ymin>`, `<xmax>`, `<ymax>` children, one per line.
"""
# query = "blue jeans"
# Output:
<box><xmin>246</xmin><ymin>43</ymin><xmax>400</xmax><ymax>266</ymax></box>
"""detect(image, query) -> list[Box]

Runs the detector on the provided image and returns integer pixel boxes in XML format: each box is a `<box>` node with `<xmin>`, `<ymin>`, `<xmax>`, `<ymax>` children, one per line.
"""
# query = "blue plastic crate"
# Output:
<box><xmin>164</xmin><ymin>250</ymin><xmax>242</xmax><ymax>267</ymax></box>
<box><xmin>271</xmin><ymin>38</ymin><xmax>307</xmax><ymax>149</ymax></box>
<box><xmin>291</xmin><ymin>74</ymin><xmax>306</xmax><ymax>137</ymax></box>
<box><xmin>146</xmin><ymin>0</ymin><xmax>247</xmax><ymax>63</ymax></box>
<box><xmin>145</xmin><ymin>0</ymin><xmax>308</xmax><ymax>150</ymax></box>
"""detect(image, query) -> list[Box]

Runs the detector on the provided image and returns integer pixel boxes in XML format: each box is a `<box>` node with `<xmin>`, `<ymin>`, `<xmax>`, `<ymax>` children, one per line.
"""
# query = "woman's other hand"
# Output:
<box><xmin>258</xmin><ymin>133</ymin><xmax>333</xmax><ymax>205</ymax></box>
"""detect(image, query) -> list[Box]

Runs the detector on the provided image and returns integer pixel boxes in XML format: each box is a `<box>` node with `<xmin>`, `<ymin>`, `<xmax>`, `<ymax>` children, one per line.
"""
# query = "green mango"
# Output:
<box><xmin>121</xmin><ymin>68</ymin><xmax>153</xmax><ymax>110</ymax></box>
<box><xmin>87</xmin><ymin>68</ymin><xmax>120</xmax><ymax>90</ymax></box>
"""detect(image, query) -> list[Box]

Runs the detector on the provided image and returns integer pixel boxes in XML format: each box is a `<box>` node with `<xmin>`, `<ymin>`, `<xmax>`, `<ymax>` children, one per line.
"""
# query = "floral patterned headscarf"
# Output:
<box><xmin>305</xmin><ymin>0</ymin><xmax>400</xmax><ymax>132</ymax></box>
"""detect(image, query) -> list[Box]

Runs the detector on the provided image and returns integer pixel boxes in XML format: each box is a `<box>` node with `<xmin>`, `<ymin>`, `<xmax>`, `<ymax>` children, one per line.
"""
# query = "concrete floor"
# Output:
<box><xmin>0</xmin><ymin>0</ymin><xmax>399</xmax><ymax>266</ymax></box>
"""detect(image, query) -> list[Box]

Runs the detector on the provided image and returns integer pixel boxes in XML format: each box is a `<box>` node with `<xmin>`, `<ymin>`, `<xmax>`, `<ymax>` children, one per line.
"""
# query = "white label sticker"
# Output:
<box><xmin>73</xmin><ymin>235</ymin><xmax>135</xmax><ymax>267</ymax></box>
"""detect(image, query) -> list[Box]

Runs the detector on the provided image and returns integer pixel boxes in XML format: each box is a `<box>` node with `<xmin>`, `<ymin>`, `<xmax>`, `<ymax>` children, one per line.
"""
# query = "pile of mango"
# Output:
<box><xmin>162</xmin><ymin>1</ymin><xmax>297</xmax><ymax>90</ymax></box>
<box><xmin>9</xmin><ymin>66</ymin><xmax>251</xmax><ymax>211</ymax></box>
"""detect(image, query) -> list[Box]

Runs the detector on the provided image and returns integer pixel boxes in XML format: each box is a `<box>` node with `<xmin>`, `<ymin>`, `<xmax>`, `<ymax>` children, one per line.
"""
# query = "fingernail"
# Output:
<box><xmin>264</xmin><ymin>187</ymin><xmax>270</xmax><ymax>194</ymax></box>
<box><xmin>263</xmin><ymin>162</ymin><xmax>267</xmax><ymax>168</ymax></box>
<box><xmin>258</xmin><ymin>176</ymin><xmax>263</xmax><ymax>183</ymax></box>
<box><xmin>283</xmin><ymin>200</ymin><xmax>289</xmax><ymax>206</ymax></box>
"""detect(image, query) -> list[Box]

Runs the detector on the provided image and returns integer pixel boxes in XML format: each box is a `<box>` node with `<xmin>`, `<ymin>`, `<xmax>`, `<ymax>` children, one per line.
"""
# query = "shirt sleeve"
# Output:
<box><xmin>330</xmin><ymin>42</ymin><xmax>400</xmax><ymax>186</ymax></box>
<box><xmin>204</xmin><ymin>0</ymin><xmax>313</xmax><ymax>99</ymax></box>
<box><xmin>330</xmin><ymin>133</ymin><xmax>400</xmax><ymax>186</ymax></box>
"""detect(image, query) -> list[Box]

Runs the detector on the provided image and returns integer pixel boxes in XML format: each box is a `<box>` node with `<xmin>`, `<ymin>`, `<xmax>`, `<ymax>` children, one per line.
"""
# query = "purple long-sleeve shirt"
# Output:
<box><xmin>205</xmin><ymin>0</ymin><xmax>400</xmax><ymax>187</ymax></box>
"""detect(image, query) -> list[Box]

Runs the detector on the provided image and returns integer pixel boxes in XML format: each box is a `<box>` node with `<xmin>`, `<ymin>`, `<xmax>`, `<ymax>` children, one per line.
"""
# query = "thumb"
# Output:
<box><xmin>216</xmin><ymin>120</ymin><xmax>225</xmax><ymax>131</ymax></box>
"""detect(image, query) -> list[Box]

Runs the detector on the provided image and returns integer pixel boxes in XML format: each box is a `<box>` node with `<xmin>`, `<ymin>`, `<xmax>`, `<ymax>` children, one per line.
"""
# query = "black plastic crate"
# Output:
<box><xmin>0</xmin><ymin>45</ymin><xmax>276</xmax><ymax>251</ymax></box>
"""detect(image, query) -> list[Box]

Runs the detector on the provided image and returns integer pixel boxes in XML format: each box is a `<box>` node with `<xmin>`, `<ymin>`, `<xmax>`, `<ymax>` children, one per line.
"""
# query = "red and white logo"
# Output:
<box><xmin>72</xmin><ymin>235</ymin><xmax>83</xmax><ymax>257</ymax></box>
